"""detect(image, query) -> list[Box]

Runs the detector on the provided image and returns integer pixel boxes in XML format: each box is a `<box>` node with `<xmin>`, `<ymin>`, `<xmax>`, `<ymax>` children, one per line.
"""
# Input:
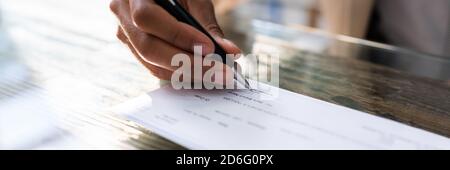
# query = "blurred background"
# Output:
<box><xmin>0</xmin><ymin>0</ymin><xmax>449</xmax><ymax>149</ymax></box>
<box><xmin>215</xmin><ymin>0</ymin><xmax>450</xmax><ymax>58</ymax></box>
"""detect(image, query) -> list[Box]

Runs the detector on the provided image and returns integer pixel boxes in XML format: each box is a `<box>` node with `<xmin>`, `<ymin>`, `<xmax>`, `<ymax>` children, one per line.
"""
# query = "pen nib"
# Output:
<box><xmin>234</xmin><ymin>71</ymin><xmax>251</xmax><ymax>89</ymax></box>
<box><xmin>243</xmin><ymin>79</ymin><xmax>251</xmax><ymax>89</ymax></box>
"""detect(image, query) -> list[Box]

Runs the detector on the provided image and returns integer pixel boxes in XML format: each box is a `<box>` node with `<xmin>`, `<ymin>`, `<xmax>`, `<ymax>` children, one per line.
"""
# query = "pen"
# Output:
<box><xmin>155</xmin><ymin>0</ymin><xmax>250</xmax><ymax>89</ymax></box>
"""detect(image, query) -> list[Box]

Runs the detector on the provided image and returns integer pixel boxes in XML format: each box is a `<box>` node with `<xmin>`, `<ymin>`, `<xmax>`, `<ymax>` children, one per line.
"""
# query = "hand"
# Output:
<box><xmin>110</xmin><ymin>0</ymin><xmax>241</xmax><ymax>83</ymax></box>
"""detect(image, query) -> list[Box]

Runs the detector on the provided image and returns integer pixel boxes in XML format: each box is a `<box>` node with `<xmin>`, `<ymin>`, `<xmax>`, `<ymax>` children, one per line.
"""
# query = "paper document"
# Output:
<box><xmin>116</xmin><ymin>81</ymin><xmax>450</xmax><ymax>149</ymax></box>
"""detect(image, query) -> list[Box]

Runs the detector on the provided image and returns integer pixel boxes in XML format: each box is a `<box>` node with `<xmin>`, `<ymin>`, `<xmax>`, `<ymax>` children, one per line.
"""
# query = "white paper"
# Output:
<box><xmin>115</xmin><ymin>81</ymin><xmax>450</xmax><ymax>150</ymax></box>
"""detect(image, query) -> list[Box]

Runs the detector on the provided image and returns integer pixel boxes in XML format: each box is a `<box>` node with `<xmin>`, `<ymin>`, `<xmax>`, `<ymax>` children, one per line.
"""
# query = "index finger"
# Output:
<box><xmin>129</xmin><ymin>0</ymin><xmax>214</xmax><ymax>54</ymax></box>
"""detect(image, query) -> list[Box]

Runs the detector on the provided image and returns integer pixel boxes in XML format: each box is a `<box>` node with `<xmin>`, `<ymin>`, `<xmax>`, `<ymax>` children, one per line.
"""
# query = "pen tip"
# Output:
<box><xmin>244</xmin><ymin>79</ymin><xmax>251</xmax><ymax>89</ymax></box>
<box><xmin>233</xmin><ymin>70</ymin><xmax>251</xmax><ymax>89</ymax></box>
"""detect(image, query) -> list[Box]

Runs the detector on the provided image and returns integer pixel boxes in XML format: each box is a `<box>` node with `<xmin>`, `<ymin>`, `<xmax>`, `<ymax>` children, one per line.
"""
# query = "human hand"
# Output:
<box><xmin>110</xmin><ymin>0</ymin><xmax>241</xmax><ymax>84</ymax></box>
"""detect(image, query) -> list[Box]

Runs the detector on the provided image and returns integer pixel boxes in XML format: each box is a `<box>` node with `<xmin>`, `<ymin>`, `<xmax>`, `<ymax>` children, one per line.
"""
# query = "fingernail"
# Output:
<box><xmin>223</xmin><ymin>38</ymin><xmax>233</xmax><ymax>46</ymax></box>
<box><xmin>223</xmin><ymin>39</ymin><xmax>242</xmax><ymax>55</ymax></box>
<box><xmin>223</xmin><ymin>39</ymin><xmax>238</xmax><ymax>48</ymax></box>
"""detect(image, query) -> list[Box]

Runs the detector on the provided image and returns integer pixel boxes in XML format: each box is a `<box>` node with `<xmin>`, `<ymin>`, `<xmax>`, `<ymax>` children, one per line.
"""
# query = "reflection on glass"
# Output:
<box><xmin>0</xmin><ymin>13</ymin><xmax>61</xmax><ymax>149</ymax></box>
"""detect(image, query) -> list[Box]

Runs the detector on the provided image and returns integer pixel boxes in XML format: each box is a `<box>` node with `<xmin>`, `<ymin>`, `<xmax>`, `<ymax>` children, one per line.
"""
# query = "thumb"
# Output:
<box><xmin>209</xmin><ymin>28</ymin><xmax>242</xmax><ymax>57</ymax></box>
<box><xmin>199</xmin><ymin>22</ymin><xmax>244</xmax><ymax>59</ymax></box>
<box><xmin>185</xmin><ymin>0</ymin><xmax>242</xmax><ymax>57</ymax></box>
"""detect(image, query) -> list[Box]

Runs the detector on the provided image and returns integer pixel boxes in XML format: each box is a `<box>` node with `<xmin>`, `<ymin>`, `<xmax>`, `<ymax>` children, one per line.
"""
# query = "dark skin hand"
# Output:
<box><xmin>110</xmin><ymin>0</ymin><xmax>242</xmax><ymax>83</ymax></box>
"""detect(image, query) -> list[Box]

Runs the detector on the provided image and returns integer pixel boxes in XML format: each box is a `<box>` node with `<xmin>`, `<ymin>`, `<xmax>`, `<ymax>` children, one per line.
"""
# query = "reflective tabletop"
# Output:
<box><xmin>0</xmin><ymin>0</ymin><xmax>449</xmax><ymax>149</ymax></box>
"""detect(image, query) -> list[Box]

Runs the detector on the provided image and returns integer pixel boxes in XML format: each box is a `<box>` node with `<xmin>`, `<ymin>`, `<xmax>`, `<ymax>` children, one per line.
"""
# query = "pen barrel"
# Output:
<box><xmin>154</xmin><ymin>0</ymin><xmax>231</xmax><ymax>65</ymax></box>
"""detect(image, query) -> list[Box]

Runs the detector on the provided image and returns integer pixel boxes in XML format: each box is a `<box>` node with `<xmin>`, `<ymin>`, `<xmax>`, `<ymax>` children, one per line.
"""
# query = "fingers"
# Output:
<box><xmin>116</xmin><ymin>25</ymin><xmax>128</xmax><ymax>44</ymax></box>
<box><xmin>185</xmin><ymin>0</ymin><xmax>219</xmax><ymax>35</ymax></box>
<box><xmin>121</xmin><ymin>38</ymin><xmax>234</xmax><ymax>85</ymax></box>
<box><xmin>117</xmin><ymin>26</ymin><xmax>174</xmax><ymax>80</ymax></box>
<box><xmin>116</xmin><ymin>24</ymin><xmax>234</xmax><ymax>85</ymax></box>
<box><xmin>118</xmin><ymin>26</ymin><xmax>224</xmax><ymax>84</ymax></box>
<box><xmin>112</xmin><ymin>0</ymin><xmax>195</xmax><ymax>71</ymax></box>
<box><xmin>186</xmin><ymin>0</ymin><xmax>242</xmax><ymax>57</ymax></box>
<box><xmin>129</xmin><ymin>0</ymin><xmax>214</xmax><ymax>54</ymax></box>
<box><xmin>111</xmin><ymin>0</ymin><xmax>237</xmax><ymax>87</ymax></box>
<box><xmin>216</xmin><ymin>38</ymin><xmax>242</xmax><ymax>59</ymax></box>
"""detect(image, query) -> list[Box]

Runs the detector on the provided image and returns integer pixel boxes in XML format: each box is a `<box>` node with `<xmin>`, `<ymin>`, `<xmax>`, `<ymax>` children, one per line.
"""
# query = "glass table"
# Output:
<box><xmin>0</xmin><ymin>0</ymin><xmax>449</xmax><ymax>149</ymax></box>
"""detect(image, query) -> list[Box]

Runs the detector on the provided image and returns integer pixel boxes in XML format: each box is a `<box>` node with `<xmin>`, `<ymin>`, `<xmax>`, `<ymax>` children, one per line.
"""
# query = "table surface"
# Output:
<box><xmin>0</xmin><ymin>0</ymin><xmax>449</xmax><ymax>149</ymax></box>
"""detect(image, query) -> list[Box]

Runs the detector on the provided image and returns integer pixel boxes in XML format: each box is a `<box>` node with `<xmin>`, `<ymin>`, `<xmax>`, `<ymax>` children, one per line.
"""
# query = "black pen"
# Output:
<box><xmin>154</xmin><ymin>0</ymin><xmax>250</xmax><ymax>89</ymax></box>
